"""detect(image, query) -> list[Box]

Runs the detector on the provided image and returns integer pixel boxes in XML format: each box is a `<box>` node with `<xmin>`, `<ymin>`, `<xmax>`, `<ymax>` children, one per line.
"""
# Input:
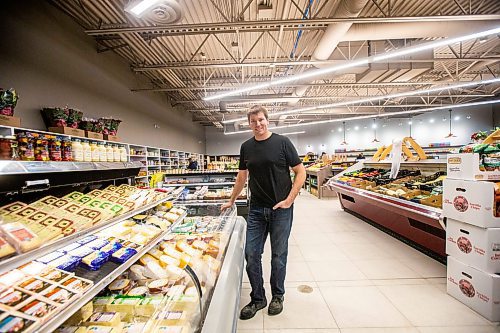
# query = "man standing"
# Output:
<box><xmin>222</xmin><ymin>105</ymin><xmax>306</xmax><ymax>319</ymax></box>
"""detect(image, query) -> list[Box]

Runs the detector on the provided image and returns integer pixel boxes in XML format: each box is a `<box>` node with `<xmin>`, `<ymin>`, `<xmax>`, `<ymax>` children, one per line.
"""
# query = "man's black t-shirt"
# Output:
<box><xmin>239</xmin><ymin>133</ymin><xmax>302</xmax><ymax>208</ymax></box>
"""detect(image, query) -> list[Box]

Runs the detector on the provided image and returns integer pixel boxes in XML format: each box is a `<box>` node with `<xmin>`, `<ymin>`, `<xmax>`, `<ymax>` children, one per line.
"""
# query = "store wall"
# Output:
<box><xmin>206</xmin><ymin>104</ymin><xmax>498</xmax><ymax>155</ymax></box>
<box><xmin>0</xmin><ymin>0</ymin><xmax>205</xmax><ymax>153</ymax></box>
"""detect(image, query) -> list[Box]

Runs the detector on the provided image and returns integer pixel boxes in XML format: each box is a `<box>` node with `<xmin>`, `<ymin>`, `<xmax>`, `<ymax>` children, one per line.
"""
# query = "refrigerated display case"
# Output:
<box><xmin>0</xmin><ymin>159</ymin><xmax>246</xmax><ymax>333</ymax></box>
<box><xmin>327</xmin><ymin>159</ymin><xmax>446</xmax><ymax>259</ymax></box>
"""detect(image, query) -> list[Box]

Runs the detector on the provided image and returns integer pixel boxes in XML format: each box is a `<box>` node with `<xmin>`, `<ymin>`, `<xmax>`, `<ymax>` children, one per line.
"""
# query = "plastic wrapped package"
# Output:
<box><xmin>0</xmin><ymin>270</ymin><xmax>26</xmax><ymax>286</ymax></box>
<box><xmin>0</xmin><ymin>222</ymin><xmax>41</xmax><ymax>253</ymax></box>
<box><xmin>0</xmin><ymin>314</ymin><xmax>37</xmax><ymax>332</ymax></box>
<box><xmin>48</xmin><ymin>255</ymin><xmax>82</xmax><ymax>272</ymax></box>
<box><xmin>42</xmin><ymin>287</ymin><xmax>77</xmax><ymax>304</ymax></box>
<box><xmin>80</xmin><ymin>251</ymin><xmax>110</xmax><ymax>271</ymax></box>
<box><xmin>39</xmin><ymin>268</ymin><xmax>73</xmax><ymax>283</ymax></box>
<box><xmin>100</xmin><ymin>242</ymin><xmax>123</xmax><ymax>257</ymax></box>
<box><xmin>61</xmin><ymin>277</ymin><xmax>93</xmax><ymax>294</ymax></box>
<box><xmin>36</xmin><ymin>251</ymin><xmax>65</xmax><ymax>265</ymax></box>
<box><xmin>17</xmin><ymin>277</ymin><xmax>54</xmax><ymax>294</ymax></box>
<box><xmin>19</xmin><ymin>297</ymin><xmax>59</xmax><ymax>320</ymax></box>
<box><xmin>110</xmin><ymin>247</ymin><xmax>137</xmax><ymax>264</ymax></box>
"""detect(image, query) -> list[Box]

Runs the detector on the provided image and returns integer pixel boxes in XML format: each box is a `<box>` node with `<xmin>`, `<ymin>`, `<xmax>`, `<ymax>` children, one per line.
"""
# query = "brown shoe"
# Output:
<box><xmin>268</xmin><ymin>296</ymin><xmax>284</xmax><ymax>315</ymax></box>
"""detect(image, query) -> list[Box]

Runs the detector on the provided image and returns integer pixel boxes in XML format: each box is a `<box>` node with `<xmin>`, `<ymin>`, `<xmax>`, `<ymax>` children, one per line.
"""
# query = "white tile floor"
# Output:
<box><xmin>237</xmin><ymin>192</ymin><xmax>500</xmax><ymax>333</ymax></box>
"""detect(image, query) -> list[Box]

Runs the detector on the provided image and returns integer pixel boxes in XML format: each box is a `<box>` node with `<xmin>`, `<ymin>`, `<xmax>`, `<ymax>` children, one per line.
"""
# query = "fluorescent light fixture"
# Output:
<box><xmin>354</xmin><ymin>126</ymin><xmax>359</xmax><ymax>130</ymax></box>
<box><xmin>454</xmin><ymin>116</ymin><xmax>460</xmax><ymax>120</ymax></box>
<box><xmin>221</xmin><ymin>77</ymin><xmax>500</xmax><ymax>124</ymax></box>
<box><xmin>126</xmin><ymin>0</ymin><xmax>159</xmax><ymax>16</ymax></box>
<box><xmin>429</xmin><ymin>118</ymin><xmax>435</xmax><ymax>123</ymax></box>
<box><xmin>408</xmin><ymin>121</ymin><xmax>413</xmax><ymax>125</ymax></box>
<box><xmin>223</xmin><ymin>99</ymin><xmax>500</xmax><ymax>135</ymax></box>
<box><xmin>280</xmin><ymin>131</ymin><xmax>305</xmax><ymax>135</ymax></box>
<box><xmin>372</xmin><ymin>124</ymin><xmax>377</xmax><ymax>129</ymax></box>
<box><xmin>338</xmin><ymin>127</ymin><xmax>343</xmax><ymax>132</ymax></box>
<box><xmin>206</xmin><ymin>27</ymin><xmax>500</xmax><ymax>102</ymax></box>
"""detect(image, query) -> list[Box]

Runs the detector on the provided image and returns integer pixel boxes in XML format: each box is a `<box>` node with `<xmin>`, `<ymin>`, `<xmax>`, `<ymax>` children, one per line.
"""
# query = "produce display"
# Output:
<box><xmin>55</xmin><ymin>214</ymin><xmax>230</xmax><ymax>333</ymax></box>
<box><xmin>459</xmin><ymin>141</ymin><xmax>500</xmax><ymax>171</ymax></box>
<box><xmin>335</xmin><ymin>168</ymin><xmax>445</xmax><ymax>208</ymax></box>
<box><xmin>0</xmin><ymin>184</ymin><xmax>170</xmax><ymax>260</ymax></box>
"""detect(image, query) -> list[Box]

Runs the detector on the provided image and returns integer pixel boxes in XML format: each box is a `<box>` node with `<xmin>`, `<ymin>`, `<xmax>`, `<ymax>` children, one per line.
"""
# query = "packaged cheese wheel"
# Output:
<box><xmin>147</xmin><ymin>248</ymin><xmax>164</xmax><ymax>260</ymax></box>
<box><xmin>165</xmin><ymin>265</ymin><xmax>184</xmax><ymax>280</ymax></box>
<box><xmin>191</xmin><ymin>240</ymin><xmax>209</xmax><ymax>251</ymax></box>
<box><xmin>144</xmin><ymin>261</ymin><xmax>167</xmax><ymax>279</ymax></box>
<box><xmin>129</xmin><ymin>265</ymin><xmax>146</xmax><ymax>281</ymax></box>
<box><xmin>147</xmin><ymin>279</ymin><xmax>170</xmax><ymax>294</ymax></box>
<box><xmin>139</xmin><ymin>254</ymin><xmax>156</xmax><ymax>266</ymax></box>
<box><xmin>1</xmin><ymin>222</ymin><xmax>41</xmax><ymax>253</ymax></box>
<box><xmin>162</xmin><ymin>245</ymin><xmax>182</xmax><ymax>260</ymax></box>
<box><xmin>108</xmin><ymin>279</ymin><xmax>132</xmax><ymax>295</ymax></box>
<box><xmin>127</xmin><ymin>286</ymin><xmax>148</xmax><ymax>297</ymax></box>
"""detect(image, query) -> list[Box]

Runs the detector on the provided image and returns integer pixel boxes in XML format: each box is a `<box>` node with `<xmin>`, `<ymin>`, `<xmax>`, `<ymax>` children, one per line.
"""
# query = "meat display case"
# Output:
<box><xmin>328</xmin><ymin>159</ymin><xmax>446</xmax><ymax>260</ymax></box>
<box><xmin>0</xmin><ymin>160</ymin><xmax>246</xmax><ymax>332</ymax></box>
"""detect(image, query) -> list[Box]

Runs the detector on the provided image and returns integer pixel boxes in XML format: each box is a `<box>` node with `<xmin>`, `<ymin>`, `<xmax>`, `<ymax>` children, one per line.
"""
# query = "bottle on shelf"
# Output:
<box><xmin>71</xmin><ymin>139</ymin><xmax>84</xmax><ymax>162</ymax></box>
<box><xmin>113</xmin><ymin>144</ymin><xmax>121</xmax><ymax>162</ymax></box>
<box><xmin>106</xmin><ymin>144</ymin><xmax>114</xmax><ymax>162</ymax></box>
<box><xmin>82</xmin><ymin>140</ymin><xmax>92</xmax><ymax>162</ymax></box>
<box><xmin>61</xmin><ymin>137</ymin><xmax>72</xmax><ymax>161</ymax></box>
<box><xmin>48</xmin><ymin>136</ymin><xmax>62</xmax><ymax>161</ymax></box>
<box><xmin>120</xmin><ymin>146</ymin><xmax>127</xmax><ymax>162</ymax></box>
<box><xmin>98</xmin><ymin>142</ymin><xmax>107</xmax><ymax>162</ymax></box>
<box><xmin>90</xmin><ymin>141</ymin><xmax>100</xmax><ymax>162</ymax></box>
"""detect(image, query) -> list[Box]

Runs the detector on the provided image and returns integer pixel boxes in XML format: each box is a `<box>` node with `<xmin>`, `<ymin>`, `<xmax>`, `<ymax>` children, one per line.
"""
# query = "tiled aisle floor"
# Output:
<box><xmin>237</xmin><ymin>192</ymin><xmax>500</xmax><ymax>333</ymax></box>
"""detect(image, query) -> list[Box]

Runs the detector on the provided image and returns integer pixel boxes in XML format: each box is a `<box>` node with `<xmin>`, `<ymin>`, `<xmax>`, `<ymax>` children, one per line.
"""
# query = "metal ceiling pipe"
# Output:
<box><xmin>287</xmin><ymin>0</ymin><xmax>370</xmax><ymax>106</ymax></box>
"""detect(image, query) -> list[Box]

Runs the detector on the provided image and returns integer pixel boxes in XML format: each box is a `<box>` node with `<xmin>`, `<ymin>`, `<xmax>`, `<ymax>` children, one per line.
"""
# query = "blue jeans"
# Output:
<box><xmin>245</xmin><ymin>205</ymin><xmax>293</xmax><ymax>303</ymax></box>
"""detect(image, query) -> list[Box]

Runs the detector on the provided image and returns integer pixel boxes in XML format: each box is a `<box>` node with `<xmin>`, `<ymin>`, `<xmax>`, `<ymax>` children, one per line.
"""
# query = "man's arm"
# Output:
<box><xmin>273</xmin><ymin>163</ymin><xmax>306</xmax><ymax>210</ymax></box>
<box><xmin>221</xmin><ymin>169</ymin><xmax>248</xmax><ymax>210</ymax></box>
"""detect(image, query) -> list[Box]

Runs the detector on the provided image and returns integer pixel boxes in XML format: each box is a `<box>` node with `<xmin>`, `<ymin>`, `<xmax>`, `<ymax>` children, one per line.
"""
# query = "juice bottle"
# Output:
<box><xmin>18</xmin><ymin>132</ymin><xmax>35</xmax><ymax>161</ymax></box>
<box><xmin>72</xmin><ymin>139</ymin><xmax>84</xmax><ymax>162</ymax></box>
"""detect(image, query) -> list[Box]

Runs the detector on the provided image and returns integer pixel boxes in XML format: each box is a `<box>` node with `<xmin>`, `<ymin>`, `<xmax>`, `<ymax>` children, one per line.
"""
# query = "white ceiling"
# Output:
<box><xmin>50</xmin><ymin>0</ymin><xmax>500</xmax><ymax>131</ymax></box>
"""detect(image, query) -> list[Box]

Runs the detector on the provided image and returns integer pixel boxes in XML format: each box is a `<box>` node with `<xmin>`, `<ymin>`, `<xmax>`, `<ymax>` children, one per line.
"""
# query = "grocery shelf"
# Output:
<box><xmin>128</xmin><ymin>154</ymin><xmax>146</xmax><ymax>157</ymax></box>
<box><xmin>39</xmin><ymin>211</ymin><xmax>187</xmax><ymax>332</ymax></box>
<box><xmin>0</xmin><ymin>194</ymin><xmax>173</xmax><ymax>275</ymax></box>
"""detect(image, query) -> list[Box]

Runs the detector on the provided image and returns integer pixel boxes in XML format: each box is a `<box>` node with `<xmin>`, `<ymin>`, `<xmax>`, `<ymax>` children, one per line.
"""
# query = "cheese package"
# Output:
<box><xmin>55</xmin><ymin>326</ymin><xmax>88</xmax><ymax>333</ymax></box>
<box><xmin>99</xmin><ymin>242</ymin><xmax>122</xmax><ymax>257</ymax></box>
<box><xmin>19</xmin><ymin>219</ymin><xmax>63</xmax><ymax>244</ymax></box>
<box><xmin>64</xmin><ymin>301</ymin><xmax>93</xmax><ymax>326</ymax></box>
<box><xmin>0</xmin><ymin>202</ymin><xmax>27</xmax><ymax>216</ymax></box>
<box><xmin>159</xmin><ymin>255</ymin><xmax>180</xmax><ymax>268</ymax></box>
<box><xmin>1</xmin><ymin>222</ymin><xmax>41</xmax><ymax>253</ymax></box>
<box><xmin>51</xmin><ymin>198</ymin><xmax>72</xmax><ymax>210</ymax></box>
<box><xmin>19</xmin><ymin>297</ymin><xmax>59</xmax><ymax>320</ymax></box>
<box><xmin>17</xmin><ymin>277</ymin><xmax>54</xmax><ymax>294</ymax></box>
<box><xmin>136</xmin><ymin>296</ymin><xmax>165</xmax><ymax>317</ymax></box>
<box><xmin>36</xmin><ymin>251</ymin><xmax>65</xmax><ymax>265</ymax></box>
<box><xmin>128</xmin><ymin>265</ymin><xmax>146</xmax><ymax>281</ymax></box>
<box><xmin>76</xmin><ymin>195</ymin><xmax>93</xmax><ymax>206</ymax></box>
<box><xmin>147</xmin><ymin>279</ymin><xmax>170</xmax><ymax>294</ymax></box>
<box><xmin>76</xmin><ymin>236</ymin><xmax>98</xmax><ymax>246</ymax></box>
<box><xmin>0</xmin><ymin>270</ymin><xmax>25</xmax><ymax>286</ymax></box>
<box><xmin>59</xmin><ymin>243</ymin><xmax>81</xmax><ymax>255</ymax></box>
<box><xmin>92</xmin><ymin>296</ymin><xmax>115</xmax><ymax>313</ymax></box>
<box><xmin>86</xmin><ymin>325</ymin><xmax>122</xmax><ymax>333</ymax></box>
<box><xmin>85</xmin><ymin>239</ymin><xmax>109</xmax><ymax>251</ymax></box>
<box><xmin>47</xmin><ymin>255</ymin><xmax>81</xmax><ymax>272</ymax></box>
<box><xmin>106</xmin><ymin>296</ymin><xmax>142</xmax><ymax>321</ymax></box>
<box><xmin>18</xmin><ymin>262</ymin><xmax>48</xmax><ymax>277</ymax></box>
<box><xmin>110</xmin><ymin>247</ymin><xmax>136</xmax><ymax>264</ymax></box>
<box><xmin>0</xmin><ymin>314</ymin><xmax>37</xmax><ymax>332</ymax></box>
<box><xmin>126</xmin><ymin>286</ymin><xmax>148</xmax><ymax>297</ymax></box>
<box><xmin>0</xmin><ymin>288</ymin><xmax>31</xmax><ymax>308</ymax></box>
<box><xmin>123</xmin><ymin>322</ymin><xmax>146</xmax><ymax>333</ymax></box>
<box><xmin>80</xmin><ymin>251</ymin><xmax>110</xmax><ymax>271</ymax></box>
<box><xmin>147</xmin><ymin>248</ymin><xmax>164</xmax><ymax>260</ymax></box>
<box><xmin>39</xmin><ymin>268</ymin><xmax>72</xmax><ymax>283</ymax></box>
<box><xmin>63</xmin><ymin>192</ymin><xmax>85</xmax><ymax>201</ymax></box>
<box><xmin>87</xmin><ymin>190</ymin><xmax>103</xmax><ymax>198</ymax></box>
<box><xmin>30</xmin><ymin>196</ymin><xmax>58</xmax><ymax>210</ymax></box>
<box><xmin>108</xmin><ymin>279</ymin><xmax>133</xmax><ymax>295</ymax></box>
<box><xmin>83</xmin><ymin>312</ymin><xmax>122</xmax><ymax>327</ymax></box>
<box><xmin>42</xmin><ymin>286</ymin><xmax>76</xmax><ymax>304</ymax></box>
<box><xmin>143</xmin><ymin>261</ymin><xmax>168</xmax><ymax>280</ymax></box>
<box><xmin>166</xmin><ymin>284</ymin><xmax>186</xmax><ymax>298</ymax></box>
<box><xmin>0</xmin><ymin>236</ymin><xmax>16</xmax><ymax>259</ymax></box>
<box><xmin>150</xmin><ymin>309</ymin><xmax>187</xmax><ymax>325</ymax></box>
<box><xmin>61</xmin><ymin>277</ymin><xmax>93</xmax><ymax>294</ymax></box>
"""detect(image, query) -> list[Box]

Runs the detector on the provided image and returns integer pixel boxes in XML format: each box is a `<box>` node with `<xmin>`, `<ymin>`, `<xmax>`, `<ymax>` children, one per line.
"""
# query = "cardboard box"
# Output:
<box><xmin>85</xmin><ymin>131</ymin><xmax>103</xmax><ymax>140</ymax></box>
<box><xmin>447</xmin><ymin>256</ymin><xmax>500</xmax><ymax>321</ymax></box>
<box><xmin>446</xmin><ymin>218</ymin><xmax>500</xmax><ymax>273</ymax></box>
<box><xmin>447</xmin><ymin>153</ymin><xmax>500</xmax><ymax>181</ymax></box>
<box><xmin>104</xmin><ymin>134</ymin><xmax>120</xmax><ymax>142</ymax></box>
<box><xmin>0</xmin><ymin>115</ymin><xmax>20</xmax><ymax>127</ymax></box>
<box><xmin>49</xmin><ymin>126</ymin><xmax>85</xmax><ymax>137</ymax></box>
<box><xmin>443</xmin><ymin>178</ymin><xmax>500</xmax><ymax>228</ymax></box>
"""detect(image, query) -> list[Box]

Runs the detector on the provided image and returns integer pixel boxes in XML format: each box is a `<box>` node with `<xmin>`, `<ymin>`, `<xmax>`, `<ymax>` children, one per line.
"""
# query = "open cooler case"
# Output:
<box><xmin>327</xmin><ymin>159</ymin><xmax>446</xmax><ymax>259</ymax></box>
<box><xmin>0</xmin><ymin>159</ymin><xmax>245</xmax><ymax>332</ymax></box>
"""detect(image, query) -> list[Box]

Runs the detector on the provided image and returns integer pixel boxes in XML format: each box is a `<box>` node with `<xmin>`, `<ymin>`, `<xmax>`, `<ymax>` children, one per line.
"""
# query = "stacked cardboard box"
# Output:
<box><xmin>442</xmin><ymin>154</ymin><xmax>500</xmax><ymax>321</ymax></box>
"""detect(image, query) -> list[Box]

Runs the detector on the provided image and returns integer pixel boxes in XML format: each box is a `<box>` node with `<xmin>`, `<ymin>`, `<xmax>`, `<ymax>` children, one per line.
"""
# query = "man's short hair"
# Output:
<box><xmin>247</xmin><ymin>105</ymin><xmax>269</xmax><ymax>122</ymax></box>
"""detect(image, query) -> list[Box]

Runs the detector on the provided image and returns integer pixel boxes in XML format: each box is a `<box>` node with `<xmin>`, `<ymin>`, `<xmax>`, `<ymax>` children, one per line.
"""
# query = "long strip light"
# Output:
<box><xmin>223</xmin><ymin>99</ymin><xmax>500</xmax><ymax>135</ymax></box>
<box><xmin>205</xmin><ymin>27</ymin><xmax>500</xmax><ymax>102</ymax></box>
<box><xmin>280</xmin><ymin>131</ymin><xmax>306</xmax><ymax>135</ymax></box>
<box><xmin>222</xmin><ymin>77</ymin><xmax>500</xmax><ymax>124</ymax></box>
